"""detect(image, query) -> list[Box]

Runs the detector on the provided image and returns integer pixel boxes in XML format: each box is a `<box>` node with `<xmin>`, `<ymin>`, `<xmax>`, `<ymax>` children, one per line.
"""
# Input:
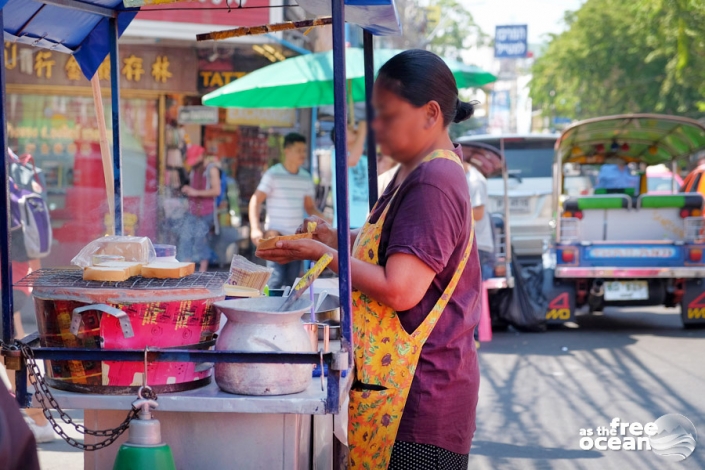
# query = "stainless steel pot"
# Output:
<box><xmin>301</xmin><ymin>293</ymin><xmax>340</xmax><ymax>323</ymax></box>
<box><xmin>215</xmin><ymin>297</ymin><xmax>313</xmax><ymax>396</ymax></box>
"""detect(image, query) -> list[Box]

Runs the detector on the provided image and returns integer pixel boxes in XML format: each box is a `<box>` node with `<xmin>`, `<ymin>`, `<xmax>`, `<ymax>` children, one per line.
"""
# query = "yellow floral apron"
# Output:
<box><xmin>348</xmin><ymin>149</ymin><xmax>475</xmax><ymax>469</ymax></box>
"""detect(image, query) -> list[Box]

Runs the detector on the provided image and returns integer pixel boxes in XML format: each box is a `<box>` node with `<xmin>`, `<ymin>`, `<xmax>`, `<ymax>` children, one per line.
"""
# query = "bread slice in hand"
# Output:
<box><xmin>257</xmin><ymin>232</ymin><xmax>312</xmax><ymax>251</ymax></box>
<box><xmin>141</xmin><ymin>262</ymin><xmax>196</xmax><ymax>279</ymax></box>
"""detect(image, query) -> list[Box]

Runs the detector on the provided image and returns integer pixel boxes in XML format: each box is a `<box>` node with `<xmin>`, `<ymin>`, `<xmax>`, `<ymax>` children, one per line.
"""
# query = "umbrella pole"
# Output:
<box><xmin>348</xmin><ymin>79</ymin><xmax>355</xmax><ymax>125</ymax></box>
<box><xmin>91</xmin><ymin>75</ymin><xmax>116</xmax><ymax>235</ymax></box>
<box><xmin>363</xmin><ymin>31</ymin><xmax>378</xmax><ymax>207</ymax></box>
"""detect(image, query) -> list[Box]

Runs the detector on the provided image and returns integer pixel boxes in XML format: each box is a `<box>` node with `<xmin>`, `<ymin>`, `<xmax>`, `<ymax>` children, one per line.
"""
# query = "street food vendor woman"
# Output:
<box><xmin>257</xmin><ymin>49</ymin><xmax>481</xmax><ymax>470</ymax></box>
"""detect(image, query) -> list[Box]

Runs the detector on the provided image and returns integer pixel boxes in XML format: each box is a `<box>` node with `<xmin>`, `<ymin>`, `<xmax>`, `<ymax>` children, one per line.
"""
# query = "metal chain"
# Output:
<box><xmin>10</xmin><ymin>341</ymin><xmax>153</xmax><ymax>451</ymax></box>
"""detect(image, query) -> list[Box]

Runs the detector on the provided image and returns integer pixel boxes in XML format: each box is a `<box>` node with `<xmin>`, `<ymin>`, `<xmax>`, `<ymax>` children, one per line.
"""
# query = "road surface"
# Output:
<box><xmin>33</xmin><ymin>306</ymin><xmax>705</xmax><ymax>469</ymax></box>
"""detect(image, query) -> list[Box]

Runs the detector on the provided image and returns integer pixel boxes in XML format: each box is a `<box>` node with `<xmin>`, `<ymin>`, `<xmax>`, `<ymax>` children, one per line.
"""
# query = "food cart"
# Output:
<box><xmin>0</xmin><ymin>0</ymin><xmax>401</xmax><ymax>468</ymax></box>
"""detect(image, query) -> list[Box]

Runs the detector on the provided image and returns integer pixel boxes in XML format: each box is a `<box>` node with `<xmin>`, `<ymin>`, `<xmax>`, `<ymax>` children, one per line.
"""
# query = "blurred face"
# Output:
<box><xmin>371</xmin><ymin>84</ymin><xmax>440</xmax><ymax>162</ymax></box>
<box><xmin>284</xmin><ymin>141</ymin><xmax>307</xmax><ymax>168</ymax></box>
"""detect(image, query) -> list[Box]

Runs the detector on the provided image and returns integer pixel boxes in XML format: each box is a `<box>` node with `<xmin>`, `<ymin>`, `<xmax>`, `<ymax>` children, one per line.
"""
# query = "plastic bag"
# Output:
<box><xmin>227</xmin><ymin>255</ymin><xmax>273</xmax><ymax>291</ymax></box>
<box><xmin>71</xmin><ymin>236</ymin><xmax>156</xmax><ymax>268</ymax></box>
<box><xmin>492</xmin><ymin>251</ymin><xmax>547</xmax><ymax>332</ymax></box>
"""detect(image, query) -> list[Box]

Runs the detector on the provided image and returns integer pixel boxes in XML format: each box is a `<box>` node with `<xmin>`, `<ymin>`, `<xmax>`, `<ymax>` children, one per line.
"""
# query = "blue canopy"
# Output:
<box><xmin>297</xmin><ymin>0</ymin><xmax>401</xmax><ymax>36</ymax></box>
<box><xmin>0</xmin><ymin>0</ymin><xmax>400</xmax><ymax>82</ymax></box>
<box><xmin>0</xmin><ymin>0</ymin><xmax>137</xmax><ymax>79</ymax></box>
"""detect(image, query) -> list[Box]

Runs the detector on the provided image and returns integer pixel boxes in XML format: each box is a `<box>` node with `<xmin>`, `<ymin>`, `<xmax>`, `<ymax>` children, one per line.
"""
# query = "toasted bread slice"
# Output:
<box><xmin>141</xmin><ymin>262</ymin><xmax>196</xmax><ymax>279</ymax></box>
<box><xmin>258</xmin><ymin>232</ymin><xmax>312</xmax><ymax>251</ymax></box>
<box><xmin>83</xmin><ymin>266</ymin><xmax>131</xmax><ymax>282</ymax></box>
<box><xmin>94</xmin><ymin>261</ymin><xmax>143</xmax><ymax>277</ymax></box>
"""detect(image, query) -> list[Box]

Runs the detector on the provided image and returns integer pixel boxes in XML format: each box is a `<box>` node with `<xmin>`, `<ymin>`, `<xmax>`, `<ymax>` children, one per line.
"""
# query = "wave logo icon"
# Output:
<box><xmin>649</xmin><ymin>414</ymin><xmax>698</xmax><ymax>461</ymax></box>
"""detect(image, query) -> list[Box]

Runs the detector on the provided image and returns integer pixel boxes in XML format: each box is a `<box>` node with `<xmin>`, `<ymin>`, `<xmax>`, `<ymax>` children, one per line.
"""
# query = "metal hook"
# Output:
<box><xmin>319</xmin><ymin>349</ymin><xmax>324</xmax><ymax>391</ymax></box>
<box><xmin>226</xmin><ymin>0</ymin><xmax>231</xmax><ymax>13</ymax></box>
<box><xmin>137</xmin><ymin>385</ymin><xmax>154</xmax><ymax>400</ymax></box>
<box><xmin>143</xmin><ymin>346</ymin><xmax>149</xmax><ymax>389</ymax></box>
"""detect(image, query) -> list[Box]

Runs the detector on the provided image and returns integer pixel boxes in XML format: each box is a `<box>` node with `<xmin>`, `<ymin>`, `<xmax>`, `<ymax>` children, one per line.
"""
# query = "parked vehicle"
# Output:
<box><xmin>546</xmin><ymin>114</ymin><xmax>705</xmax><ymax>328</ymax></box>
<box><xmin>457</xmin><ymin>134</ymin><xmax>558</xmax><ymax>257</ymax></box>
<box><xmin>680</xmin><ymin>163</ymin><xmax>705</xmax><ymax>196</ymax></box>
<box><xmin>458</xmin><ymin>141</ymin><xmax>515</xmax><ymax>329</ymax></box>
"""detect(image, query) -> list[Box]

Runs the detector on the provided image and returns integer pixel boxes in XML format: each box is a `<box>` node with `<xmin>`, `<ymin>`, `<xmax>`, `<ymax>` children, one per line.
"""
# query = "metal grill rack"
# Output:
<box><xmin>14</xmin><ymin>269</ymin><xmax>229</xmax><ymax>290</ymax></box>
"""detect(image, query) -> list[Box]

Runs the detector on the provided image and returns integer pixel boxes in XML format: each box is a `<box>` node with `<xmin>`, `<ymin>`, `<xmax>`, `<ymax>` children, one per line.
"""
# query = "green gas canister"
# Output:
<box><xmin>112</xmin><ymin>395</ymin><xmax>176</xmax><ymax>470</ymax></box>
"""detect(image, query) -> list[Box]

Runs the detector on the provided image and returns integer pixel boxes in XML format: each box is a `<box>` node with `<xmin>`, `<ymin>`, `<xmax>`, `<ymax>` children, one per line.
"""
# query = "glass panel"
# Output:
<box><xmin>6</xmin><ymin>93</ymin><xmax>158</xmax><ymax>267</ymax></box>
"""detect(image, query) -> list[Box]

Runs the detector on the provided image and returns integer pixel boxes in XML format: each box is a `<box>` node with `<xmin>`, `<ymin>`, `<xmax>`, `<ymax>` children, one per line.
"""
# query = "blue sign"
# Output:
<box><xmin>495</xmin><ymin>25</ymin><xmax>528</xmax><ymax>59</ymax></box>
<box><xmin>553</xmin><ymin>116</ymin><xmax>573</xmax><ymax>125</ymax></box>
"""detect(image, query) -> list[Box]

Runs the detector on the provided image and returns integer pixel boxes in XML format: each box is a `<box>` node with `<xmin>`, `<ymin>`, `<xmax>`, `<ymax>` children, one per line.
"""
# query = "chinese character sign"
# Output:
<box><xmin>495</xmin><ymin>25</ymin><xmax>528</xmax><ymax>59</ymax></box>
<box><xmin>122</xmin><ymin>55</ymin><xmax>145</xmax><ymax>81</ymax></box>
<box><xmin>3</xmin><ymin>42</ymin><xmax>198</xmax><ymax>92</ymax></box>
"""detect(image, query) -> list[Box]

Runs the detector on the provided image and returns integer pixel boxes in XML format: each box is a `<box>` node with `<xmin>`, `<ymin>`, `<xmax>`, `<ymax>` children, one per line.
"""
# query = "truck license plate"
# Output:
<box><xmin>604</xmin><ymin>281</ymin><xmax>648</xmax><ymax>301</ymax></box>
<box><xmin>495</xmin><ymin>198</ymin><xmax>531</xmax><ymax>214</ymax></box>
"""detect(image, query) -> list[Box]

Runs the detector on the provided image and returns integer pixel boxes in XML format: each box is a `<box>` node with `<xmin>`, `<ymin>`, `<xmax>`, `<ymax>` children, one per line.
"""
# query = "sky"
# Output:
<box><xmin>460</xmin><ymin>0</ymin><xmax>585</xmax><ymax>44</ymax></box>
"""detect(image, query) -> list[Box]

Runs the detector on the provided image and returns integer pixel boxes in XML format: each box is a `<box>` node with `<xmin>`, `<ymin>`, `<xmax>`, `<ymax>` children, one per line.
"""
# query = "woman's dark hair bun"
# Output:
<box><xmin>454</xmin><ymin>100</ymin><xmax>478</xmax><ymax>123</ymax></box>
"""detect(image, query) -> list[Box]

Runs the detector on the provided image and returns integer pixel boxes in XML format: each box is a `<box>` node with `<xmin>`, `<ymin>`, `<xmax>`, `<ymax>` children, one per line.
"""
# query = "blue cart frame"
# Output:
<box><xmin>0</xmin><ymin>0</ymin><xmax>395</xmax><ymax>414</ymax></box>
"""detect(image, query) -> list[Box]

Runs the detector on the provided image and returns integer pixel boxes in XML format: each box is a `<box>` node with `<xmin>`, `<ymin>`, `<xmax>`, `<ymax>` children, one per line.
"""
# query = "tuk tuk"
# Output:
<box><xmin>459</xmin><ymin>141</ymin><xmax>514</xmax><ymax>331</ymax></box>
<box><xmin>546</xmin><ymin>114</ymin><xmax>705</xmax><ymax>328</ymax></box>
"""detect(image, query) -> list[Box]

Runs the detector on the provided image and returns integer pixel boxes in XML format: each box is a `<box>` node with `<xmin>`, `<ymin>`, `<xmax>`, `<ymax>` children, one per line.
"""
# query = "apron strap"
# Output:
<box><xmin>411</xmin><ymin>149</ymin><xmax>476</xmax><ymax>340</ymax></box>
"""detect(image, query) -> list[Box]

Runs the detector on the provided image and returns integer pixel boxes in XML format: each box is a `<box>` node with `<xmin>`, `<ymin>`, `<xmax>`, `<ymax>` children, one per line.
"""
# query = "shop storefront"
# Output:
<box><xmin>4</xmin><ymin>41</ymin><xmax>198</xmax><ymax>266</ymax></box>
<box><xmin>4</xmin><ymin>36</ymin><xmax>302</xmax><ymax>267</ymax></box>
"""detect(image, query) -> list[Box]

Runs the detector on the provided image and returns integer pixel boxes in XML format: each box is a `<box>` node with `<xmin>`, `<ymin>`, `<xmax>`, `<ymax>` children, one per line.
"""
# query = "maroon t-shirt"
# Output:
<box><xmin>368</xmin><ymin>146</ymin><xmax>481</xmax><ymax>454</ymax></box>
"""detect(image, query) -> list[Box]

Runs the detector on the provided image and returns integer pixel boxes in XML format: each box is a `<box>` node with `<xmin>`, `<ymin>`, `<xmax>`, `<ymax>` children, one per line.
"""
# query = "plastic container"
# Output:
<box><xmin>91</xmin><ymin>254</ymin><xmax>125</xmax><ymax>265</ymax></box>
<box><xmin>72</xmin><ymin>236</ymin><xmax>156</xmax><ymax>268</ymax></box>
<box><xmin>154</xmin><ymin>244</ymin><xmax>177</xmax><ymax>263</ymax></box>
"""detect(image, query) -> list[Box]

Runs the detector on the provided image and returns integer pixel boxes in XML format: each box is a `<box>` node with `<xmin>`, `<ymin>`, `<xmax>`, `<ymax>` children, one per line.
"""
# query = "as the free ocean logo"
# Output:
<box><xmin>579</xmin><ymin>414</ymin><xmax>697</xmax><ymax>461</ymax></box>
<box><xmin>649</xmin><ymin>414</ymin><xmax>698</xmax><ymax>462</ymax></box>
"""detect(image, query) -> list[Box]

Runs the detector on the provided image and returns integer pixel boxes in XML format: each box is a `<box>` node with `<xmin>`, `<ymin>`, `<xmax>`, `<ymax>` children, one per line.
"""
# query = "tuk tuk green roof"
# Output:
<box><xmin>557</xmin><ymin>114</ymin><xmax>705</xmax><ymax>166</ymax></box>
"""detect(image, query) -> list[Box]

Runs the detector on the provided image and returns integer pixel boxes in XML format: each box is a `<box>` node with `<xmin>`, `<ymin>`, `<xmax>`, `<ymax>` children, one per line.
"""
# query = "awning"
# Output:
<box><xmin>296</xmin><ymin>0</ymin><xmax>401</xmax><ymax>36</ymax></box>
<box><xmin>557</xmin><ymin>114</ymin><xmax>705</xmax><ymax>165</ymax></box>
<box><xmin>459</xmin><ymin>141</ymin><xmax>504</xmax><ymax>178</ymax></box>
<box><xmin>1</xmin><ymin>0</ymin><xmax>137</xmax><ymax>80</ymax></box>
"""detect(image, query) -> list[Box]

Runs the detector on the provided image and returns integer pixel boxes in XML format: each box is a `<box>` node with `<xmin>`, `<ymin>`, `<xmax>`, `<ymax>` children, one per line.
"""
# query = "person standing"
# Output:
<box><xmin>330</xmin><ymin>121</ymin><xmax>369</xmax><ymax>229</ymax></box>
<box><xmin>249</xmin><ymin>133</ymin><xmax>327</xmax><ymax>288</ymax></box>
<box><xmin>179</xmin><ymin>145</ymin><xmax>221</xmax><ymax>272</ymax></box>
<box><xmin>466</xmin><ymin>162</ymin><xmax>495</xmax><ymax>280</ymax></box>
<box><xmin>257</xmin><ymin>49</ymin><xmax>481</xmax><ymax>469</ymax></box>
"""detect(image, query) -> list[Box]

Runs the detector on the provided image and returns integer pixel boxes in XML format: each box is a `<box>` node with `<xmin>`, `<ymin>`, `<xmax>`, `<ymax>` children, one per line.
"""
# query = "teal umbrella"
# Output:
<box><xmin>202</xmin><ymin>48</ymin><xmax>496</xmax><ymax>109</ymax></box>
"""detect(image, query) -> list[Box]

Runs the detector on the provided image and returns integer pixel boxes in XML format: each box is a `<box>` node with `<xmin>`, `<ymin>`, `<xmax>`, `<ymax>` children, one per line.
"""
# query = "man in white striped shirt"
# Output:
<box><xmin>249</xmin><ymin>133</ymin><xmax>327</xmax><ymax>288</ymax></box>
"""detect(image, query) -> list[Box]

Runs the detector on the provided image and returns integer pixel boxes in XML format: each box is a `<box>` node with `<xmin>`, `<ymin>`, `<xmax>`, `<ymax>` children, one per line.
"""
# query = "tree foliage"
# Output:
<box><xmin>530</xmin><ymin>0</ymin><xmax>705</xmax><ymax>120</ymax></box>
<box><xmin>380</xmin><ymin>0</ymin><xmax>486</xmax><ymax>62</ymax></box>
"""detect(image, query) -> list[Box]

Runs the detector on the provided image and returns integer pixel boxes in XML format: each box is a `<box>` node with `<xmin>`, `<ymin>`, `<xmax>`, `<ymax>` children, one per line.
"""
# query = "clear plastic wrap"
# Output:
<box><xmin>71</xmin><ymin>236</ymin><xmax>156</xmax><ymax>268</ymax></box>
<box><xmin>227</xmin><ymin>255</ymin><xmax>273</xmax><ymax>291</ymax></box>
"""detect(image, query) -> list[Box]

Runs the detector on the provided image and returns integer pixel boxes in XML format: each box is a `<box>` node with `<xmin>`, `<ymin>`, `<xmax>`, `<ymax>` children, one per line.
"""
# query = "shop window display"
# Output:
<box><xmin>6</xmin><ymin>93</ymin><xmax>158</xmax><ymax>266</ymax></box>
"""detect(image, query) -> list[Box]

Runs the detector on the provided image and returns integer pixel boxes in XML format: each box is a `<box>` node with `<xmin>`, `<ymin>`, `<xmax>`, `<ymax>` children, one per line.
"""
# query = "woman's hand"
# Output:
<box><xmin>256</xmin><ymin>239</ymin><xmax>332</xmax><ymax>264</ymax></box>
<box><xmin>296</xmin><ymin>216</ymin><xmax>338</xmax><ymax>249</ymax></box>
